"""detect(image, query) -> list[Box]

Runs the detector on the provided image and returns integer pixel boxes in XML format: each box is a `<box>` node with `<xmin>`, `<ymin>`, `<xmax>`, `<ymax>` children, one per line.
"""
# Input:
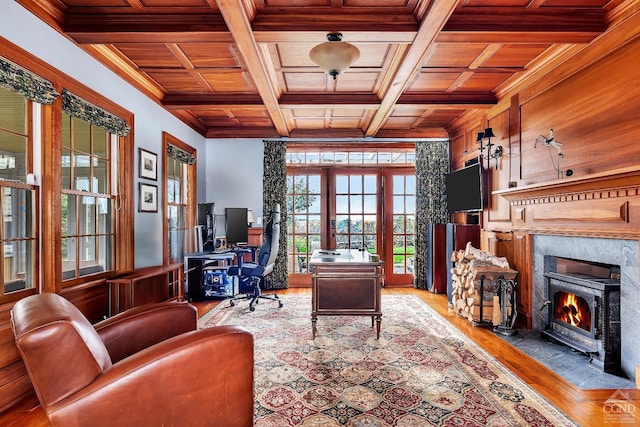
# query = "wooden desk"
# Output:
<box><xmin>309</xmin><ymin>249</ymin><xmax>384</xmax><ymax>338</ymax></box>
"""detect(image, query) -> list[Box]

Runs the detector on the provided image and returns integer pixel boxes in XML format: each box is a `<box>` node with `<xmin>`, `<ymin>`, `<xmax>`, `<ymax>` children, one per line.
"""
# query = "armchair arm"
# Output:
<box><xmin>48</xmin><ymin>326</ymin><xmax>254</xmax><ymax>427</ymax></box>
<box><xmin>94</xmin><ymin>302</ymin><xmax>197</xmax><ymax>363</ymax></box>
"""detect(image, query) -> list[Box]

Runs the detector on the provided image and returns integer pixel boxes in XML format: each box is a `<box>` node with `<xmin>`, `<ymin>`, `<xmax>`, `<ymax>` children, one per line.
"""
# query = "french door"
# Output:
<box><xmin>286</xmin><ymin>167</ymin><xmax>414</xmax><ymax>286</ymax></box>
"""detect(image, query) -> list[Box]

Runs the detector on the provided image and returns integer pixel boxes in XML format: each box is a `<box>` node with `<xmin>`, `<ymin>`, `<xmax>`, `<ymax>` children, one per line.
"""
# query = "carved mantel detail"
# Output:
<box><xmin>493</xmin><ymin>166</ymin><xmax>640</xmax><ymax>237</ymax></box>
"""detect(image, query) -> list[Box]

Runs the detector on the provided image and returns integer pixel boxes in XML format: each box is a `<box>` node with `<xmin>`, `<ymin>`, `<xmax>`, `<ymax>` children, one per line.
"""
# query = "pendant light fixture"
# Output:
<box><xmin>309</xmin><ymin>33</ymin><xmax>360</xmax><ymax>79</ymax></box>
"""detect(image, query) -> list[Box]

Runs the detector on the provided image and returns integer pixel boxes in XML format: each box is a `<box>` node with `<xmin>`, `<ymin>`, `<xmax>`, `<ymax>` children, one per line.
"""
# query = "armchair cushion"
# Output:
<box><xmin>12</xmin><ymin>293</ymin><xmax>254</xmax><ymax>427</ymax></box>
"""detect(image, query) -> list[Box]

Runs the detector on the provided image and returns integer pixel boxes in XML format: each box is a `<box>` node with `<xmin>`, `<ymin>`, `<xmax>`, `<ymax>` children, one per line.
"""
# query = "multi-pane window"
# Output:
<box><xmin>0</xmin><ymin>87</ymin><xmax>36</xmax><ymax>296</ymax></box>
<box><xmin>335</xmin><ymin>174</ymin><xmax>377</xmax><ymax>252</ymax></box>
<box><xmin>286</xmin><ymin>174</ymin><xmax>322</xmax><ymax>273</ymax></box>
<box><xmin>392</xmin><ymin>175</ymin><xmax>416</xmax><ymax>274</ymax></box>
<box><xmin>61</xmin><ymin>112</ymin><xmax>114</xmax><ymax>281</ymax></box>
<box><xmin>167</xmin><ymin>156</ymin><xmax>186</xmax><ymax>262</ymax></box>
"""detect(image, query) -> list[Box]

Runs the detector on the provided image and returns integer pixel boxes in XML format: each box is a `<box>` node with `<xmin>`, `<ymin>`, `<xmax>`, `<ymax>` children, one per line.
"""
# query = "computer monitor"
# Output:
<box><xmin>225</xmin><ymin>207</ymin><xmax>248</xmax><ymax>246</ymax></box>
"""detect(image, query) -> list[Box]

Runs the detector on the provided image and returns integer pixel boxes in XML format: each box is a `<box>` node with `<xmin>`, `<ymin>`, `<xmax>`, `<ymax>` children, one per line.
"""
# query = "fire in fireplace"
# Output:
<box><xmin>541</xmin><ymin>257</ymin><xmax>622</xmax><ymax>374</ymax></box>
<box><xmin>554</xmin><ymin>291</ymin><xmax>591</xmax><ymax>332</ymax></box>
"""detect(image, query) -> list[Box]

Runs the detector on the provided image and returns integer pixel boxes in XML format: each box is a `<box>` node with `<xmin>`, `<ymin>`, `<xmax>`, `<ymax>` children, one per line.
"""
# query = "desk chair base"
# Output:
<box><xmin>228</xmin><ymin>279</ymin><xmax>283</xmax><ymax>312</ymax></box>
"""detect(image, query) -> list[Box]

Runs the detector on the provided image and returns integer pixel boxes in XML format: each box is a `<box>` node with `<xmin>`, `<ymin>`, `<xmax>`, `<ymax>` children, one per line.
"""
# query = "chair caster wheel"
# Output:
<box><xmin>249</xmin><ymin>305</ymin><xmax>255</xmax><ymax>312</ymax></box>
<box><xmin>278</xmin><ymin>302</ymin><xmax>283</xmax><ymax>308</ymax></box>
<box><xmin>230</xmin><ymin>301</ymin><xmax>235</xmax><ymax>307</ymax></box>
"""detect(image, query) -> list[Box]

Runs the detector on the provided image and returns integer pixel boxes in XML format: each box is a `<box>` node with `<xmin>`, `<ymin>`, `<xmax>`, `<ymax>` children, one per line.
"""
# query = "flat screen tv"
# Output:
<box><xmin>445</xmin><ymin>163</ymin><xmax>484</xmax><ymax>213</ymax></box>
<box><xmin>225</xmin><ymin>207</ymin><xmax>248</xmax><ymax>246</ymax></box>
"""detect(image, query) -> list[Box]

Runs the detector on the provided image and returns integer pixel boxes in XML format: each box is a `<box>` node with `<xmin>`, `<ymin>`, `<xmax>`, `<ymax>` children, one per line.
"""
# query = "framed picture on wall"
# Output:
<box><xmin>139</xmin><ymin>148</ymin><xmax>157</xmax><ymax>180</ymax></box>
<box><xmin>139</xmin><ymin>183</ymin><xmax>158</xmax><ymax>212</ymax></box>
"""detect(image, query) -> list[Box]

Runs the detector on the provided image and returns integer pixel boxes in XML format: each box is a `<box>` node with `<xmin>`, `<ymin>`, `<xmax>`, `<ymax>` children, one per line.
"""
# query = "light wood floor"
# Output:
<box><xmin>2</xmin><ymin>287</ymin><xmax>638</xmax><ymax>427</ymax></box>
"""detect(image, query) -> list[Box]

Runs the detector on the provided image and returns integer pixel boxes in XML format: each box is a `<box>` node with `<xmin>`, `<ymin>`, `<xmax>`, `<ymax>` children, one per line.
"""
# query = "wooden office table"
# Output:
<box><xmin>309</xmin><ymin>249</ymin><xmax>384</xmax><ymax>338</ymax></box>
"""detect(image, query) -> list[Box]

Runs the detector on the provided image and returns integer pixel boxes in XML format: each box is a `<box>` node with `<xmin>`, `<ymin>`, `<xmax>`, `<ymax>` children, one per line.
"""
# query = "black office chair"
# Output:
<box><xmin>227</xmin><ymin>204</ymin><xmax>283</xmax><ymax>311</ymax></box>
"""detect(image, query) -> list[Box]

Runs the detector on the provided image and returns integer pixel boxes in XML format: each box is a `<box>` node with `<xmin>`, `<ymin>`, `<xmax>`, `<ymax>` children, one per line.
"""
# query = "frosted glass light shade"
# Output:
<box><xmin>309</xmin><ymin>33</ymin><xmax>360</xmax><ymax>79</ymax></box>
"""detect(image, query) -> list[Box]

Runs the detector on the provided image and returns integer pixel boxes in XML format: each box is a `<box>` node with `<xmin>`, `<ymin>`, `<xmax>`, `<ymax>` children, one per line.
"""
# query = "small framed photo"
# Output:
<box><xmin>139</xmin><ymin>183</ymin><xmax>158</xmax><ymax>213</ymax></box>
<box><xmin>139</xmin><ymin>148</ymin><xmax>157</xmax><ymax>181</ymax></box>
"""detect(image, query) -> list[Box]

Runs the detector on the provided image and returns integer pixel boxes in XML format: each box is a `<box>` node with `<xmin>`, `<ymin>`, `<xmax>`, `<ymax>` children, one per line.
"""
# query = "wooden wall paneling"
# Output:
<box><xmin>520</xmin><ymin>37</ymin><xmax>640</xmax><ymax>185</ymax></box>
<box><xmin>486</xmin><ymin>110</ymin><xmax>511</xmax><ymax>223</ymax></box>
<box><xmin>0</xmin><ymin>306</ymin><xmax>33</xmax><ymax>413</ymax></box>
<box><xmin>61</xmin><ymin>281</ymin><xmax>110</xmax><ymax>324</ymax></box>
<box><xmin>512</xmin><ymin>231</ymin><xmax>532</xmax><ymax>329</ymax></box>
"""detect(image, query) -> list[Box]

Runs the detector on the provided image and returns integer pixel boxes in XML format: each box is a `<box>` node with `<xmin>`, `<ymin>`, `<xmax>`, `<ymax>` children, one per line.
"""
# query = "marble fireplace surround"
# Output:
<box><xmin>495</xmin><ymin>167</ymin><xmax>640</xmax><ymax>382</ymax></box>
<box><xmin>532</xmin><ymin>235</ymin><xmax>639</xmax><ymax>381</ymax></box>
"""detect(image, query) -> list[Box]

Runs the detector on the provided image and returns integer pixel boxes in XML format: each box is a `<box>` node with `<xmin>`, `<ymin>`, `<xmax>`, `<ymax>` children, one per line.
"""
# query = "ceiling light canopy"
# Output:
<box><xmin>309</xmin><ymin>33</ymin><xmax>360</xmax><ymax>80</ymax></box>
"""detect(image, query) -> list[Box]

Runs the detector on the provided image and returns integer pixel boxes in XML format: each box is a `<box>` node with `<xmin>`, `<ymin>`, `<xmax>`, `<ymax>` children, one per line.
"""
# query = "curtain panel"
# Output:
<box><xmin>167</xmin><ymin>144</ymin><xmax>196</xmax><ymax>165</ymax></box>
<box><xmin>414</xmin><ymin>140</ymin><xmax>449</xmax><ymax>290</ymax></box>
<box><xmin>62</xmin><ymin>89</ymin><xmax>130</xmax><ymax>136</ymax></box>
<box><xmin>0</xmin><ymin>56</ymin><xmax>58</xmax><ymax>104</ymax></box>
<box><xmin>262</xmin><ymin>140</ymin><xmax>288</xmax><ymax>289</ymax></box>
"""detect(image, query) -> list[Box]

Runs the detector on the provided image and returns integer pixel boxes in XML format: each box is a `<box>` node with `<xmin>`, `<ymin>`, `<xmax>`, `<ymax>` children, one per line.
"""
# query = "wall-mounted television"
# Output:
<box><xmin>445</xmin><ymin>163</ymin><xmax>484</xmax><ymax>213</ymax></box>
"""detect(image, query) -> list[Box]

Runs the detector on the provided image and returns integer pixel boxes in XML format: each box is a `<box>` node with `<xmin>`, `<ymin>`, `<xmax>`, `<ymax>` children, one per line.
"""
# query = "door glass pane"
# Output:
<box><xmin>335</xmin><ymin>173</ymin><xmax>377</xmax><ymax>251</ymax></box>
<box><xmin>391</xmin><ymin>174</ymin><xmax>415</xmax><ymax>274</ymax></box>
<box><xmin>286</xmin><ymin>173</ymin><xmax>322</xmax><ymax>273</ymax></box>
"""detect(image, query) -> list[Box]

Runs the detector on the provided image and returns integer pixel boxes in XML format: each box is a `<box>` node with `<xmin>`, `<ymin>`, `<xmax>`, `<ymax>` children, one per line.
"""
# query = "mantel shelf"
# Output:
<box><xmin>493</xmin><ymin>165</ymin><xmax>640</xmax><ymax>201</ymax></box>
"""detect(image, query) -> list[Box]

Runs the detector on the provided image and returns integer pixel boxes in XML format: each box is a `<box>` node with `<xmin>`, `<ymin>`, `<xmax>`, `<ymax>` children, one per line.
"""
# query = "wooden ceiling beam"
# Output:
<box><xmin>397</xmin><ymin>92</ymin><xmax>498</xmax><ymax>106</ymax></box>
<box><xmin>365</xmin><ymin>0</ymin><xmax>459</xmax><ymax>137</ymax></box>
<box><xmin>215</xmin><ymin>0</ymin><xmax>289</xmax><ymax>136</ymax></box>
<box><xmin>251</xmin><ymin>13</ymin><xmax>418</xmax><ymax>33</ymax></box>
<box><xmin>163</xmin><ymin>94</ymin><xmax>265</xmax><ymax>109</ymax></box>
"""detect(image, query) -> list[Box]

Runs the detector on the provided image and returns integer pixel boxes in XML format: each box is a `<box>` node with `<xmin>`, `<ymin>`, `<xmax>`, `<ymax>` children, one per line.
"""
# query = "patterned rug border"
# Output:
<box><xmin>199</xmin><ymin>294</ymin><xmax>577</xmax><ymax>426</ymax></box>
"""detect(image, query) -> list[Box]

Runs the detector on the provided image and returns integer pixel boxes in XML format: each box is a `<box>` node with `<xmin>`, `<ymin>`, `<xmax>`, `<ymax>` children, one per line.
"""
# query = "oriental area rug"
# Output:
<box><xmin>199</xmin><ymin>294</ymin><xmax>577</xmax><ymax>426</ymax></box>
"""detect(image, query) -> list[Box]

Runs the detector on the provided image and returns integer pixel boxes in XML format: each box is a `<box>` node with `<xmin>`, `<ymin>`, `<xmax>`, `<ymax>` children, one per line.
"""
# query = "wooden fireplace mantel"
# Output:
<box><xmin>492</xmin><ymin>165</ymin><xmax>640</xmax><ymax>238</ymax></box>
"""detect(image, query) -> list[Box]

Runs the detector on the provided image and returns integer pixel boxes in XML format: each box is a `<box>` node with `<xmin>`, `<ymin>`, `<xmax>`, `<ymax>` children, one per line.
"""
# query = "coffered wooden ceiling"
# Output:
<box><xmin>18</xmin><ymin>0</ymin><xmax>627</xmax><ymax>139</ymax></box>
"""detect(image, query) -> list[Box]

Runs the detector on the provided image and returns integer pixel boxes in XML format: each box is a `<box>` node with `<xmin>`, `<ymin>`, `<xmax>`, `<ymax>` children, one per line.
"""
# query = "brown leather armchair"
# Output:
<box><xmin>11</xmin><ymin>293</ymin><xmax>254</xmax><ymax>427</ymax></box>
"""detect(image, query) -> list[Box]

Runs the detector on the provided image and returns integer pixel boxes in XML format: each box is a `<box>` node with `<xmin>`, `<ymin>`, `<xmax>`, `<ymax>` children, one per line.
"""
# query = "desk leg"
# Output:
<box><xmin>375</xmin><ymin>315</ymin><xmax>382</xmax><ymax>339</ymax></box>
<box><xmin>311</xmin><ymin>315</ymin><xmax>317</xmax><ymax>339</ymax></box>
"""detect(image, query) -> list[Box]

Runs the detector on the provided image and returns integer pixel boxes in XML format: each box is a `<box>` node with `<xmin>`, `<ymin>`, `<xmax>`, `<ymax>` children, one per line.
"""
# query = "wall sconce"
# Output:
<box><xmin>309</xmin><ymin>33</ymin><xmax>360</xmax><ymax>80</ymax></box>
<box><xmin>247</xmin><ymin>209</ymin><xmax>255</xmax><ymax>227</ymax></box>
<box><xmin>476</xmin><ymin>127</ymin><xmax>502</xmax><ymax>169</ymax></box>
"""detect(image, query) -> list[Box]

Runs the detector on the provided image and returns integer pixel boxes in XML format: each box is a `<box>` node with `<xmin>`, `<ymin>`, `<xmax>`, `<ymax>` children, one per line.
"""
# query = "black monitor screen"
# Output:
<box><xmin>445</xmin><ymin>163</ymin><xmax>484</xmax><ymax>213</ymax></box>
<box><xmin>225</xmin><ymin>208</ymin><xmax>248</xmax><ymax>246</ymax></box>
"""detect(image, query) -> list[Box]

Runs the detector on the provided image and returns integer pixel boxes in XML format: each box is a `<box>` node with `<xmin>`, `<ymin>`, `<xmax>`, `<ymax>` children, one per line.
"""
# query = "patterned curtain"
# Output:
<box><xmin>0</xmin><ymin>56</ymin><xmax>58</xmax><ymax>104</ymax></box>
<box><xmin>167</xmin><ymin>144</ymin><xmax>196</xmax><ymax>164</ymax></box>
<box><xmin>62</xmin><ymin>89</ymin><xmax>130</xmax><ymax>136</ymax></box>
<box><xmin>262</xmin><ymin>140</ymin><xmax>288</xmax><ymax>289</ymax></box>
<box><xmin>414</xmin><ymin>140</ymin><xmax>450</xmax><ymax>289</ymax></box>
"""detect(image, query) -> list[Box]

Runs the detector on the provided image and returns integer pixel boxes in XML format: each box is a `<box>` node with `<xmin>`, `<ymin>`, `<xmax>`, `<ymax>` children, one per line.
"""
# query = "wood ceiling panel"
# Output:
<box><xmin>275</xmin><ymin>43</ymin><xmax>317</xmax><ymax>67</ymax></box>
<box><xmin>263</xmin><ymin>0</ymin><xmax>331</xmax><ymax>6</ymax></box>
<box><xmin>283</xmin><ymin>72</ymin><xmax>332</xmax><ymax>92</ymax></box>
<box><xmin>201</xmin><ymin>71</ymin><xmax>256</xmax><ymax>92</ymax></box>
<box><xmin>294</xmin><ymin>118</ymin><xmax>327</xmax><ymax>129</ymax></box>
<box><xmin>407</xmin><ymin>72</ymin><xmax>462</xmax><ymax>92</ymax></box>
<box><xmin>330</xmin><ymin>108</ymin><xmax>369</xmax><ymax>117</ymax></box>
<box><xmin>424</xmin><ymin>44</ymin><xmax>489</xmax><ymax>68</ymax></box>
<box><xmin>141</xmin><ymin>0</ymin><xmax>211</xmax><ymax>6</ymax></box>
<box><xmin>334</xmin><ymin>73</ymin><xmax>379</xmax><ymax>92</ymax></box>
<box><xmin>483</xmin><ymin>44</ymin><xmax>551</xmax><ymax>67</ymax></box>
<box><xmin>456</xmin><ymin>72</ymin><xmax>512</xmax><ymax>91</ymax></box>
<box><xmin>291</xmin><ymin>109</ymin><xmax>326</xmax><ymax>117</ymax></box>
<box><xmin>329</xmin><ymin>118</ymin><xmax>363</xmax><ymax>128</ymax></box>
<box><xmin>382</xmin><ymin>116</ymin><xmax>421</xmax><ymax>129</ymax></box>
<box><xmin>457</xmin><ymin>0</ymin><xmax>531</xmax><ymax>6</ymax></box>
<box><xmin>22</xmin><ymin>0</ymin><xmax>628</xmax><ymax>138</ymax></box>
<box><xmin>179</xmin><ymin>43</ymin><xmax>241</xmax><ymax>68</ymax></box>
<box><xmin>416</xmin><ymin>109</ymin><xmax>466</xmax><ymax>127</ymax></box>
<box><xmin>145</xmin><ymin>72</ymin><xmax>209</xmax><ymax>92</ymax></box>
<box><xmin>114</xmin><ymin>44</ymin><xmax>184</xmax><ymax>68</ymax></box>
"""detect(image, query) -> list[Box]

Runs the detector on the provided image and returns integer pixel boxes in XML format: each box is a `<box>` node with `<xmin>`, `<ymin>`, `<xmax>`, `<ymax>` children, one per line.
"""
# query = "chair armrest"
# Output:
<box><xmin>94</xmin><ymin>302</ymin><xmax>197</xmax><ymax>363</ymax></box>
<box><xmin>48</xmin><ymin>326</ymin><xmax>254</xmax><ymax>427</ymax></box>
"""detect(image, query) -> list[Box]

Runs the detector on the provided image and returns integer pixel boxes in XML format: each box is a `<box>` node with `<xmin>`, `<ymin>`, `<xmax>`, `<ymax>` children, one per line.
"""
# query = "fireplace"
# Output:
<box><xmin>541</xmin><ymin>258</ymin><xmax>621</xmax><ymax>373</ymax></box>
<box><xmin>532</xmin><ymin>235</ymin><xmax>639</xmax><ymax>382</ymax></box>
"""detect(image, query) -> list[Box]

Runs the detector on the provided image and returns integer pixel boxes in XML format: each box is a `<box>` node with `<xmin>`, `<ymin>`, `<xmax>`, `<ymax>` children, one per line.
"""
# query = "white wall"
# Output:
<box><xmin>1</xmin><ymin>2</ymin><xmax>207</xmax><ymax>267</ymax></box>
<box><xmin>205</xmin><ymin>139</ymin><xmax>264</xmax><ymax>237</ymax></box>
